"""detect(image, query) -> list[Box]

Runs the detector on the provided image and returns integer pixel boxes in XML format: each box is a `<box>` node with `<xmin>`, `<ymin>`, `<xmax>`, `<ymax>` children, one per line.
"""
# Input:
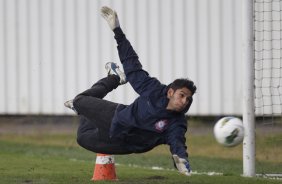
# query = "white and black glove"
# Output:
<box><xmin>100</xmin><ymin>6</ymin><xmax>120</xmax><ymax>30</ymax></box>
<box><xmin>172</xmin><ymin>155</ymin><xmax>191</xmax><ymax>176</ymax></box>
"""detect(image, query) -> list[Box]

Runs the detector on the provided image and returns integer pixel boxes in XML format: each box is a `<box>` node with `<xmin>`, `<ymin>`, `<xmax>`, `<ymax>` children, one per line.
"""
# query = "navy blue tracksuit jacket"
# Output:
<box><xmin>110</xmin><ymin>27</ymin><xmax>193</xmax><ymax>159</ymax></box>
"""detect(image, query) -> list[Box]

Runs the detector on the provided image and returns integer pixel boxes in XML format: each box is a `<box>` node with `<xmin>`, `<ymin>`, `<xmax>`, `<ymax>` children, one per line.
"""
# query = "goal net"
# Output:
<box><xmin>254</xmin><ymin>0</ymin><xmax>282</xmax><ymax>178</ymax></box>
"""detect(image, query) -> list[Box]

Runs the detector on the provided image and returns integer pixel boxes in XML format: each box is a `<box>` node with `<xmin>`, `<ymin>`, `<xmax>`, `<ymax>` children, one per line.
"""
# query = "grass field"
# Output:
<box><xmin>0</xmin><ymin>118</ymin><xmax>281</xmax><ymax>184</ymax></box>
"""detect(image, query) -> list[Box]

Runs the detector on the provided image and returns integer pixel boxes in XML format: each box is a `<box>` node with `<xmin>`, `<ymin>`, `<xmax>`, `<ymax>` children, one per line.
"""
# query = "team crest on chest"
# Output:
<box><xmin>155</xmin><ymin>119</ymin><xmax>169</xmax><ymax>132</ymax></box>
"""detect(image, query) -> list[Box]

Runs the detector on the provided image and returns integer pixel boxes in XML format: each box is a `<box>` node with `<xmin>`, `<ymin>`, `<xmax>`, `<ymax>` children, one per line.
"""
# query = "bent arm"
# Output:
<box><xmin>114</xmin><ymin>27</ymin><xmax>162</xmax><ymax>96</ymax></box>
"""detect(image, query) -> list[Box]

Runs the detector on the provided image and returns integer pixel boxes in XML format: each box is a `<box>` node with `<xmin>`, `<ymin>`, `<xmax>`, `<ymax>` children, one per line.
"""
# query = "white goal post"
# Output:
<box><xmin>242</xmin><ymin>0</ymin><xmax>256</xmax><ymax>177</ymax></box>
<box><xmin>243</xmin><ymin>0</ymin><xmax>282</xmax><ymax>177</ymax></box>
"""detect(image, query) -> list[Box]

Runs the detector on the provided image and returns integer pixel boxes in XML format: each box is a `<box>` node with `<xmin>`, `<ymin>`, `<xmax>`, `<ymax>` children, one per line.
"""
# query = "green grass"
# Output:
<box><xmin>0</xmin><ymin>126</ymin><xmax>281</xmax><ymax>184</ymax></box>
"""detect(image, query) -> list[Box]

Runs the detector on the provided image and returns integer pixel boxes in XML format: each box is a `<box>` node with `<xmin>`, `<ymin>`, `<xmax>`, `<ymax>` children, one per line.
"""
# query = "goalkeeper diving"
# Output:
<box><xmin>64</xmin><ymin>6</ymin><xmax>197</xmax><ymax>176</ymax></box>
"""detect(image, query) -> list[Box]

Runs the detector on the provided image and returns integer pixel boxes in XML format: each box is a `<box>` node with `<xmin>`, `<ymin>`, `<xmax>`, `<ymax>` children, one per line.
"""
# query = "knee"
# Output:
<box><xmin>76</xmin><ymin>127</ymin><xmax>92</xmax><ymax>148</ymax></box>
<box><xmin>76</xmin><ymin>134</ymin><xmax>92</xmax><ymax>151</ymax></box>
<box><xmin>76</xmin><ymin>134</ymin><xmax>85</xmax><ymax>148</ymax></box>
<box><xmin>76</xmin><ymin>131</ymin><xmax>100</xmax><ymax>152</ymax></box>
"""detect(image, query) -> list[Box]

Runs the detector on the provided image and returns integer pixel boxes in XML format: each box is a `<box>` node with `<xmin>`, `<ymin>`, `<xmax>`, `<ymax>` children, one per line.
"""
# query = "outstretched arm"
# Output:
<box><xmin>166</xmin><ymin>122</ymin><xmax>191</xmax><ymax>176</ymax></box>
<box><xmin>101</xmin><ymin>6</ymin><xmax>163</xmax><ymax>96</ymax></box>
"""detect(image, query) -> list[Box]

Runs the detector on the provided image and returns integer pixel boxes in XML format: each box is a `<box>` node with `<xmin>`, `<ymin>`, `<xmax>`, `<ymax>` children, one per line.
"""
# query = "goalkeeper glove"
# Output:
<box><xmin>100</xmin><ymin>6</ymin><xmax>120</xmax><ymax>30</ymax></box>
<box><xmin>172</xmin><ymin>154</ymin><xmax>191</xmax><ymax>176</ymax></box>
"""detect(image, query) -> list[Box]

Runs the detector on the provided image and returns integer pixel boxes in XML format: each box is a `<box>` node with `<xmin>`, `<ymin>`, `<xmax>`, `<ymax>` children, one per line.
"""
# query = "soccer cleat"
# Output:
<box><xmin>100</xmin><ymin>6</ymin><xmax>120</xmax><ymax>30</ymax></box>
<box><xmin>105</xmin><ymin>62</ymin><xmax>127</xmax><ymax>84</ymax></box>
<box><xmin>64</xmin><ymin>99</ymin><xmax>77</xmax><ymax>114</ymax></box>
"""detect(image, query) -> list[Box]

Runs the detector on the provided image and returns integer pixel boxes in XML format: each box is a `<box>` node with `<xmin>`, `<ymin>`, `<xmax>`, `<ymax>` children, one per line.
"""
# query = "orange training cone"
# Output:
<box><xmin>91</xmin><ymin>153</ymin><xmax>117</xmax><ymax>181</ymax></box>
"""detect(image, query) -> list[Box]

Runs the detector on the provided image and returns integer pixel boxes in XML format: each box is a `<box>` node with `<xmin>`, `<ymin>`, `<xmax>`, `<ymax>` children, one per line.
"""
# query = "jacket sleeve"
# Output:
<box><xmin>166</xmin><ymin>120</ymin><xmax>189</xmax><ymax>159</ymax></box>
<box><xmin>114</xmin><ymin>27</ymin><xmax>163</xmax><ymax>96</ymax></box>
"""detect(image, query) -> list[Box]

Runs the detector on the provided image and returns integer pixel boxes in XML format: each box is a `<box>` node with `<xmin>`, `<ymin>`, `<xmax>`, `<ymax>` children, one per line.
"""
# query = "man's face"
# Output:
<box><xmin>166</xmin><ymin>87</ymin><xmax>193</xmax><ymax>112</ymax></box>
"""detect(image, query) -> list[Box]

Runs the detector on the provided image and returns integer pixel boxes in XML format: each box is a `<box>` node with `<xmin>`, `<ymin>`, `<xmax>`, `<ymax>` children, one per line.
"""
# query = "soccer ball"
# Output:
<box><xmin>213</xmin><ymin>117</ymin><xmax>244</xmax><ymax>147</ymax></box>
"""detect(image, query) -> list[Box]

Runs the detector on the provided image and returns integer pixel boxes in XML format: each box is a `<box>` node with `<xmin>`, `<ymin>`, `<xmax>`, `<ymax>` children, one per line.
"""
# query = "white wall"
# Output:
<box><xmin>0</xmin><ymin>0</ymin><xmax>243</xmax><ymax>115</ymax></box>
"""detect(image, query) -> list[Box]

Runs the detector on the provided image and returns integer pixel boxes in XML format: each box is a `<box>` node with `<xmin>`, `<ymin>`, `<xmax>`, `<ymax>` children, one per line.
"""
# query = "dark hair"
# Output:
<box><xmin>169</xmin><ymin>78</ymin><xmax>197</xmax><ymax>95</ymax></box>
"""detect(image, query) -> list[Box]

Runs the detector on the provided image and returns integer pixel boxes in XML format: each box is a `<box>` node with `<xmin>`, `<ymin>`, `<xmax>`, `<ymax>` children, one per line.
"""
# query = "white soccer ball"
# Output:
<box><xmin>213</xmin><ymin>117</ymin><xmax>244</xmax><ymax>147</ymax></box>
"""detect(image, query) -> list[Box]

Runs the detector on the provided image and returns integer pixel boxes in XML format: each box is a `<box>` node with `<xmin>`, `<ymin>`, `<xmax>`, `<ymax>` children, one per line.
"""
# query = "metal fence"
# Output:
<box><xmin>0</xmin><ymin>0</ymin><xmax>242</xmax><ymax>115</ymax></box>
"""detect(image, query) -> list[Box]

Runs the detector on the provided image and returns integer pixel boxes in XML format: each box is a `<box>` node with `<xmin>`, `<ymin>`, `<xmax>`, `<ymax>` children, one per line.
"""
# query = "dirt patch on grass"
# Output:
<box><xmin>146</xmin><ymin>175</ymin><xmax>167</xmax><ymax>180</ymax></box>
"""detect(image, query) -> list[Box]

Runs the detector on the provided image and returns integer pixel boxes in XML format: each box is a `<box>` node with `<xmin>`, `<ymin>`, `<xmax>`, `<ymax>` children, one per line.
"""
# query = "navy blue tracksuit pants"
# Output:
<box><xmin>73</xmin><ymin>75</ymin><xmax>132</xmax><ymax>154</ymax></box>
